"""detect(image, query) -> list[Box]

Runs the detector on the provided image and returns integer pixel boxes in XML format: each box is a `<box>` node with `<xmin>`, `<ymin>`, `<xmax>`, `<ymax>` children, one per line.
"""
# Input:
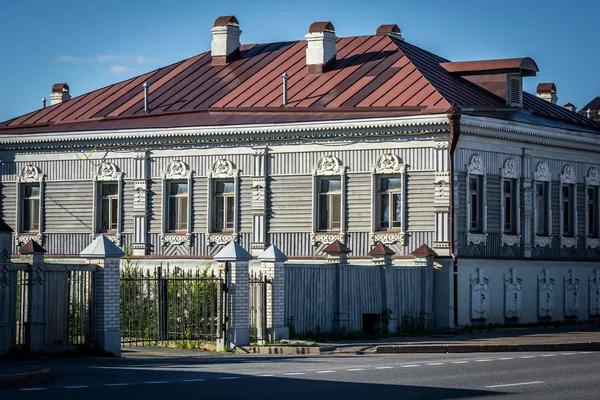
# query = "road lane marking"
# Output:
<box><xmin>426</xmin><ymin>363</ymin><xmax>444</xmax><ymax>366</ymax></box>
<box><xmin>218</xmin><ymin>377</ymin><xmax>240</xmax><ymax>380</ymax></box>
<box><xmin>257</xmin><ymin>374</ymin><xmax>274</xmax><ymax>377</ymax></box>
<box><xmin>182</xmin><ymin>379</ymin><xmax>205</xmax><ymax>382</ymax></box>
<box><xmin>374</xmin><ymin>366</ymin><xmax>394</xmax><ymax>369</ymax></box>
<box><xmin>475</xmin><ymin>359</ymin><xmax>492</xmax><ymax>362</ymax></box>
<box><xmin>561</xmin><ymin>353</ymin><xmax>577</xmax><ymax>356</ymax></box>
<box><xmin>145</xmin><ymin>381</ymin><xmax>170</xmax><ymax>384</ymax></box>
<box><xmin>20</xmin><ymin>388</ymin><xmax>47</xmax><ymax>391</ymax></box>
<box><xmin>346</xmin><ymin>368</ymin><xmax>365</xmax><ymax>371</ymax></box>
<box><xmin>520</xmin><ymin>355</ymin><xmax>537</xmax><ymax>359</ymax></box>
<box><xmin>105</xmin><ymin>383</ymin><xmax>132</xmax><ymax>386</ymax></box>
<box><xmin>402</xmin><ymin>365</ymin><xmax>420</xmax><ymax>368</ymax></box>
<box><xmin>63</xmin><ymin>386</ymin><xmax>90</xmax><ymax>389</ymax></box>
<box><xmin>486</xmin><ymin>381</ymin><xmax>544</xmax><ymax>388</ymax></box>
<box><xmin>284</xmin><ymin>372</ymin><xmax>306</xmax><ymax>376</ymax></box>
<box><xmin>315</xmin><ymin>371</ymin><xmax>334</xmax><ymax>374</ymax></box>
<box><xmin>451</xmin><ymin>361</ymin><xmax>469</xmax><ymax>364</ymax></box>
<box><xmin>541</xmin><ymin>354</ymin><xmax>557</xmax><ymax>357</ymax></box>
<box><xmin>578</xmin><ymin>352</ymin><xmax>593</xmax><ymax>354</ymax></box>
<box><xmin>497</xmin><ymin>357</ymin><xmax>514</xmax><ymax>360</ymax></box>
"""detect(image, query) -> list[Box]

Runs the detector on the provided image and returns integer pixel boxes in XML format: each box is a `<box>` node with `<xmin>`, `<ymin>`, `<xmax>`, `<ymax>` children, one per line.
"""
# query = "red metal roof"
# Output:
<box><xmin>441</xmin><ymin>58</ymin><xmax>539</xmax><ymax>76</ymax></box>
<box><xmin>411</xmin><ymin>244</ymin><xmax>437</xmax><ymax>257</ymax></box>
<box><xmin>580</xmin><ymin>96</ymin><xmax>600</xmax><ymax>113</ymax></box>
<box><xmin>536</xmin><ymin>83</ymin><xmax>556</xmax><ymax>94</ymax></box>
<box><xmin>1</xmin><ymin>35</ymin><xmax>598</xmax><ymax>134</ymax></box>
<box><xmin>322</xmin><ymin>240</ymin><xmax>352</xmax><ymax>254</ymax></box>
<box><xmin>368</xmin><ymin>242</ymin><xmax>396</xmax><ymax>256</ymax></box>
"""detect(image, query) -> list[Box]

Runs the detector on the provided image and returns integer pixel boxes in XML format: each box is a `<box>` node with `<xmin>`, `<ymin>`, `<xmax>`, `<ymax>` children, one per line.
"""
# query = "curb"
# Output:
<box><xmin>0</xmin><ymin>367</ymin><xmax>51</xmax><ymax>388</ymax></box>
<box><xmin>236</xmin><ymin>346</ymin><xmax>321</xmax><ymax>355</ymax></box>
<box><xmin>375</xmin><ymin>342</ymin><xmax>600</xmax><ymax>354</ymax></box>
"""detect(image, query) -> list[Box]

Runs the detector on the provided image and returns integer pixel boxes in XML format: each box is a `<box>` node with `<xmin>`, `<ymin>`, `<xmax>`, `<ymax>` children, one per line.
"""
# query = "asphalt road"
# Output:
<box><xmin>2</xmin><ymin>350</ymin><xmax>599</xmax><ymax>399</ymax></box>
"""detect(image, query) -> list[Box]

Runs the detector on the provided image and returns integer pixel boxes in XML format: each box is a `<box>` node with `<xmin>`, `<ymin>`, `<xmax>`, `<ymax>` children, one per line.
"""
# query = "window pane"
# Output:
<box><xmin>392</xmin><ymin>193</ymin><xmax>402</xmax><ymax>228</ymax></box>
<box><xmin>320</xmin><ymin>178</ymin><xmax>340</xmax><ymax>193</ymax></box>
<box><xmin>536</xmin><ymin>183</ymin><xmax>544</xmax><ymax>197</ymax></box>
<box><xmin>330</xmin><ymin>193</ymin><xmax>341</xmax><ymax>230</ymax></box>
<box><xmin>215</xmin><ymin>196</ymin><xmax>224</xmax><ymax>231</ymax></box>
<box><xmin>379</xmin><ymin>194</ymin><xmax>389</xmax><ymax>229</ymax></box>
<box><xmin>168</xmin><ymin>197</ymin><xmax>177</xmax><ymax>231</ymax></box>
<box><xmin>563</xmin><ymin>199</ymin><xmax>570</xmax><ymax>235</ymax></box>
<box><xmin>318</xmin><ymin>194</ymin><xmax>328</xmax><ymax>231</ymax></box>
<box><xmin>504</xmin><ymin>197</ymin><xmax>512</xmax><ymax>232</ymax></box>
<box><xmin>171</xmin><ymin>182</ymin><xmax>187</xmax><ymax>195</ymax></box>
<box><xmin>110</xmin><ymin>198</ymin><xmax>118</xmax><ymax>231</ymax></box>
<box><xmin>24</xmin><ymin>184</ymin><xmax>40</xmax><ymax>197</ymax></box>
<box><xmin>470</xmin><ymin>192</ymin><xmax>478</xmax><ymax>230</ymax></box>
<box><xmin>469</xmin><ymin>177</ymin><xmax>478</xmax><ymax>192</ymax></box>
<box><xmin>562</xmin><ymin>185</ymin><xmax>570</xmax><ymax>199</ymax></box>
<box><xmin>225</xmin><ymin>196</ymin><xmax>234</xmax><ymax>230</ymax></box>
<box><xmin>31</xmin><ymin>200</ymin><xmax>39</xmax><ymax>231</ymax></box>
<box><xmin>102</xmin><ymin>183</ymin><xmax>118</xmax><ymax>196</ymax></box>
<box><xmin>101</xmin><ymin>198</ymin><xmax>110</xmax><ymax>231</ymax></box>
<box><xmin>503</xmin><ymin>180</ymin><xmax>511</xmax><ymax>195</ymax></box>
<box><xmin>216</xmin><ymin>180</ymin><xmax>234</xmax><ymax>194</ymax></box>
<box><xmin>179</xmin><ymin>197</ymin><xmax>188</xmax><ymax>230</ymax></box>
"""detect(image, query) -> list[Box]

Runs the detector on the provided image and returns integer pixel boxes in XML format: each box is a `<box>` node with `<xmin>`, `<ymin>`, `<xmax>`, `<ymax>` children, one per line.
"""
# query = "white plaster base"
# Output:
<box><xmin>217</xmin><ymin>327</ymin><xmax>249</xmax><ymax>350</ymax></box>
<box><xmin>97</xmin><ymin>329</ymin><xmax>121</xmax><ymax>357</ymax></box>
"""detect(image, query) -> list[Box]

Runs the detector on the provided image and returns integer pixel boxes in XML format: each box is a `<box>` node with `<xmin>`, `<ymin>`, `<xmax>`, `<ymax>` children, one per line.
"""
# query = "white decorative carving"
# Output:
<box><xmin>467</xmin><ymin>232</ymin><xmax>487</xmax><ymax>245</ymax></box>
<box><xmin>205</xmin><ymin>233</ymin><xmax>237</xmax><ymax>246</ymax></box>
<box><xmin>470</xmin><ymin>269</ymin><xmax>489</xmax><ymax>320</ymax></box>
<box><xmin>374</xmin><ymin>153</ymin><xmax>404</xmax><ymax>174</ymax></box>
<box><xmin>586</xmin><ymin>167</ymin><xmax>600</xmax><ymax>186</ymax></box>
<box><xmin>20</xmin><ymin>164</ymin><xmax>43</xmax><ymax>182</ymax></box>
<box><xmin>501</xmin><ymin>234</ymin><xmax>521</xmax><ymax>247</ymax></box>
<box><xmin>561</xmin><ymin>236</ymin><xmax>577</xmax><ymax>249</ymax></box>
<box><xmin>369</xmin><ymin>232</ymin><xmax>405</xmax><ymax>246</ymax></box>
<box><xmin>560</xmin><ymin>165</ymin><xmax>576</xmax><ymax>184</ymax></box>
<box><xmin>501</xmin><ymin>158</ymin><xmax>519</xmax><ymax>179</ymax></box>
<box><xmin>133</xmin><ymin>180</ymin><xmax>147</xmax><ymax>191</ymax></box>
<box><xmin>466</xmin><ymin>154</ymin><xmax>486</xmax><ymax>175</ymax></box>
<box><xmin>210</xmin><ymin>159</ymin><xmax>236</xmax><ymax>178</ymax></box>
<box><xmin>165</xmin><ymin>159</ymin><xmax>190</xmax><ymax>179</ymax></box>
<box><xmin>311</xmin><ymin>233</ymin><xmax>345</xmax><ymax>246</ymax></box>
<box><xmin>252</xmin><ymin>147</ymin><xmax>268</xmax><ymax>156</ymax></box>
<box><xmin>162</xmin><ymin>234</ymin><xmax>191</xmax><ymax>247</ymax></box>
<box><xmin>316</xmin><ymin>155</ymin><xmax>344</xmax><ymax>176</ymax></box>
<box><xmin>91</xmin><ymin>233</ymin><xmax>122</xmax><ymax>246</ymax></box>
<box><xmin>564</xmin><ymin>271</ymin><xmax>580</xmax><ymax>317</ymax></box>
<box><xmin>95</xmin><ymin>162</ymin><xmax>119</xmax><ymax>181</ymax></box>
<box><xmin>504</xmin><ymin>269</ymin><xmax>522</xmax><ymax>319</ymax></box>
<box><xmin>14</xmin><ymin>234</ymin><xmax>42</xmax><ymax>248</ymax></box>
<box><xmin>534</xmin><ymin>162</ymin><xmax>551</xmax><ymax>182</ymax></box>
<box><xmin>538</xmin><ymin>270</ymin><xmax>554</xmax><ymax>318</ymax></box>
<box><xmin>589</xmin><ymin>270</ymin><xmax>600</xmax><ymax>317</ymax></box>
<box><xmin>535</xmin><ymin>235</ymin><xmax>552</xmax><ymax>248</ymax></box>
<box><xmin>587</xmin><ymin>238</ymin><xmax>600</xmax><ymax>249</ymax></box>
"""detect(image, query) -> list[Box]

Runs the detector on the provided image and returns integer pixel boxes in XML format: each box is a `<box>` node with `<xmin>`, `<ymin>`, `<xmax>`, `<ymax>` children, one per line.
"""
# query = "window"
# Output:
<box><xmin>377</xmin><ymin>176</ymin><xmax>402</xmax><ymax>231</ymax></box>
<box><xmin>503</xmin><ymin>179</ymin><xmax>516</xmax><ymax>234</ymax></box>
<box><xmin>21</xmin><ymin>183</ymin><xmax>40</xmax><ymax>232</ymax></box>
<box><xmin>469</xmin><ymin>176</ymin><xmax>482</xmax><ymax>232</ymax></box>
<box><xmin>167</xmin><ymin>182</ymin><xmax>188</xmax><ymax>232</ymax></box>
<box><xmin>588</xmin><ymin>186</ymin><xmax>599</xmax><ymax>237</ymax></box>
<box><xmin>99</xmin><ymin>182</ymin><xmax>118</xmax><ymax>232</ymax></box>
<box><xmin>318</xmin><ymin>177</ymin><xmax>341</xmax><ymax>231</ymax></box>
<box><xmin>213</xmin><ymin>180</ymin><xmax>234</xmax><ymax>232</ymax></box>
<box><xmin>562</xmin><ymin>184</ymin><xmax>574</xmax><ymax>236</ymax></box>
<box><xmin>535</xmin><ymin>182</ymin><xmax>549</xmax><ymax>235</ymax></box>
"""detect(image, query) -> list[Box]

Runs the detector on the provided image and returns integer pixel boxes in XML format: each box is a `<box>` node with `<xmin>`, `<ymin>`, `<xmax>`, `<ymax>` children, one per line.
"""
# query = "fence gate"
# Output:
<box><xmin>249</xmin><ymin>272</ymin><xmax>268</xmax><ymax>343</ymax></box>
<box><xmin>120</xmin><ymin>265</ymin><xmax>222</xmax><ymax>347</ymax></box>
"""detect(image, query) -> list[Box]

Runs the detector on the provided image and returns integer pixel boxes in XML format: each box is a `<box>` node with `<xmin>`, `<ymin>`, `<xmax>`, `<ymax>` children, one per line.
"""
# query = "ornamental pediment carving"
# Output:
<box><xmin>19</xmin><ymin>164</ymin><xmax>44</xmax><ymax>183</ymax></box>
<box><xmin>501</xmin><ymin>158</ymin><xmax>519</xmax><ymax>179</ymax></box>
<box><xmin>560</xmin><ymin>165</ymin><xmax>576</xmax><ymax>184</ymax></box>
<box><xmin>373</xmin><ymin>153</ymin><xmax>405</xmax><ymax>174</ymax></box>
<box><xmin>585</xmin><ymin>167</ymin><xmax>599</xmax><ymax>186</ymax></box>
<box><xmin>94</xmin><ymin>161</ymin><xmax>122</xmax><ymax>181</ymax></box>
<box><xmin>315</xmin><ymin>155</ymin><xmax>345</xmax><ymax>176</ymax></box>
<box><xmin>534</xmin><ymin>162</ymin><xmax>551</xmax><ymax>182</ymax></box>
<box><xmin>164</xmin><ymin>159</ymin><xmax>192</xmax><ymax>179</ymax></box>
<box><xmin>466</xmin><ymin>155</ymin><xmax>486</xmax><ymax>175</ymax></box>
<box><xmin>209</xmin><ymin>159</ymin><xmax>238</xmax><ymax>178</ymax></box>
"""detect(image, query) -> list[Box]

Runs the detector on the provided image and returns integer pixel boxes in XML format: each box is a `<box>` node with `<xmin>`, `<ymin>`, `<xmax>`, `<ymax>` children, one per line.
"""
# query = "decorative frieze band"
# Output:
<box><xmin>162</xmin><ymin>234</ymin><xmax>192</xmax><ymax>247</ymax></box>
<box><xmin>501</xmin><ymin>234</ymin><xmax>521</xmax><ymax>247</ymax></box>
<box><xmin>311</xmin><ymin>232</ymin><xmax>346</xmax><ymax>246</ymax></box>
<box><xmin>14</xmin><ymin>234</ymin><xmax>43</xmax><ymax>248</ymax></box>
<box><xmin>205</xmin><ymin>233</ymin><xmax>237</xmax><ymax>247</ymax></box>
<box><xmin>467</xmin><ymin>232</ymin><xmax>487</xmax><ymax>246</ymax></box>
<box><xmin>369</xmin><ymin>232</ymin><xmax>406</xmax><ymax>246</ymax></box>
<box><xmin>561</xmin><ymin>236</ymin><xmax>577</xmax><ymax>249</ymax></box>
<box><xmin>535</xmin><ymin>235</ymin><xmax>552</xmax><ymax>248</ymax></box>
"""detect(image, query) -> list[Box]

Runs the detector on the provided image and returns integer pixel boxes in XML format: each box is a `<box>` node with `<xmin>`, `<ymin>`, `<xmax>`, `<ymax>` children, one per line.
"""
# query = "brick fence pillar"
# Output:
<box><xmin>81</xmin><ymin>235</ymin><xmax>124</xmax><ymax>357</ymax></box>
<box><xmin>20</xmin><ymin>240</ymin><xmax>46</xmax><ymax>353</ymax></box>
<box><xmin>323</xmin><ymin>240</ymin><xmax>352</xmax><ymax>334</ymax></box>
<box><xmin>214</xmin><ymin>241</ymin><xmax>252</xmax><ymax>350</ymax></box>
<box><xmin>258</xmin><ymin>244</ymin><xmax>288</xmax><ymax>341</ymax></box>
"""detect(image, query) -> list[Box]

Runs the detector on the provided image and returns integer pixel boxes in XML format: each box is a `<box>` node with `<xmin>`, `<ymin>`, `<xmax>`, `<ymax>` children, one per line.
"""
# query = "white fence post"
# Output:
<box><xmin>214</xmin><ymin>241</ymin><xmax>252</xmax><ymax>350</ymax></box>
<box><xmin>81</xmin><ymin>235</ymin><xmax>124</xmax><ymax>357</ymax></box>
<box><xmin>259</xmin><ymin>244</ymin><xmax>288</xmax><ymax>341</ymax></box>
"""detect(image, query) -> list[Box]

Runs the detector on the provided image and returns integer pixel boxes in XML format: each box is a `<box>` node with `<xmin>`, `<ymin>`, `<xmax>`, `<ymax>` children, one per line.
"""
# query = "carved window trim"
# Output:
<box><xmin>533</xmin><ymin>162</ymin><xmax>552</xmax><ymax>248</ymax></box>
<box><xmin>16</xmin><ymin>164</ymin><xmax>45</xmax><ymax>239</ymax></box>
<box><xmin>559</xmin><ymin>165</ymin><xmax>577</xmax><ymax>248</ymax></box>
<box><xmin>369</xmin><ymin>153</ymin><xmax>407</xmax><ymax>246</ymax></box>
<box><xmin>311</xmin><ymin>155</ymin><xmax>347</xmax><ymax>246</ymax></box>
<box><xmin>585</xmin><ymin>167</ymin><xmax>600</xmax><ymax>248</ymax></box>
<box><xmin>500</xmin><ymin>158</ymin><xmax>521</xmax><ymax>246</ymax></box>
<box><xmin>466</xmin><ymin>154</ymin><xmax>487</xmax><ymax>245</ymax></box>
<box><xmin>92</xmin><ymin>162</ymin><xmax>124</xmax><ymax>244</ymax></box>
<box><xmin>161</xmin><ymin>159</ymin><xmax>193</xmax><ymax>247</ymax></box>
<box><xmin>206</xmin><ymin>159</ymin><xmax>240</xmax><ymax>247</ymax></box>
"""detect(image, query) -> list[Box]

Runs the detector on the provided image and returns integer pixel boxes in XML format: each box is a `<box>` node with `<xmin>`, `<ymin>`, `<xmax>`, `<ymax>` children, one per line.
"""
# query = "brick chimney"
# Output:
<box><xmin>305</xmin><ymin>21</ymin><xmax>337</xmax><ymax>74</ymax></box>
<box><xmin>211</xmin><ymin>16</ymin><xmax>241</xmax><ymax>66</ymax></box>
<box><xmin>49</xmin><ymin>83</ymin><xmax>70</xmax><ymax>105</ymax></box>
<box><xmin>536</xmin><ymin>83</ymin><xmax>558</xmax><ymax>104</ymax></box>
<box><xmin>563</xmin><ymin>103</ymin><xmax>576</xmax><ymax>113</ymax></box>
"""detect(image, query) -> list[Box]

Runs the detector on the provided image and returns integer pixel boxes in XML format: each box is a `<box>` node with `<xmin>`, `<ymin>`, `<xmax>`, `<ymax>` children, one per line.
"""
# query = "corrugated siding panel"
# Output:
<box><xmin>122</xmin><ymin>180</ymin><xmax>134</xmax><ymax>233</ymax></box>
<box><xmin>406</xmin><ymin>171</ymin><xmax>435</xmax><ymax>231</ymax></box>
<box><xmin>148</xmin><ymin>179</ymin><xmax>162</xmax><ymax>233</ymax></box>
<box><xmin>0</xmin><ymin>182</ymin><xmax>16</xmax><ymax>231</ymax></box>
<box><xmin>456</xmin><ymin>172</ymin><xmax>466</xmax><ymax>233</ymax></box>
<box><xmin>149</xmin><ymin>154</ymin><xmax>253</xmax><ymax>178</ymax></box>
<box><xmin>347</xmin><ymin>174</ymin><xmax>371</xmax><ymax>232</ymax></box>
<box><xmin>268</xmin><ymin>233</ymin><xmax>311</xmax><ymax>257</ymax></box>
<box><xmin>285</xmin><ymin>265</ymin><xmax>336</xmax><ymax>335</ymax></box>
<box><xmin>45</xmin><ymin>233</ymin><xmax>93</xmax><ymax>255</ymax></box>
<box><xmin>346</xmin><ymin>232</ymin><xmax>371</xmax><ymax>256</ymax></box>
<box><xmin>45</xmin><ymin>181</ymin><xmax>93</xmax><ymax>233</ymax></box>
<box><xmin>454</xmin><ymin>149</ymin><xmax>520</xmax><ymax>175</ymax></box>
<box><xmin>1</xmin><ymin>158</ymin><xmax>138</xmax><ymax>182</ymax></box>
<box><xmin>347</xmin><ymin>266</ymin><xmax>382</xmax><ymax>332</ymax></box>
<box><xmin>269</xmin><ymin>175</ymin><xmax>312</xmax><ymax>232</ymax></box>
<box><xmin>487</xmin><ymin>175</ymin><xmax>501</xmax><ymax>233</ymax></box>
<box><xmin>239</xmin><ymin>178</ymin><xmax>252</xmax><ymax>233</ymax></box>
<box><xmin>193</xmin><ymin>178</ymin><xmax>208</xmax><ymax>232</ymax></box>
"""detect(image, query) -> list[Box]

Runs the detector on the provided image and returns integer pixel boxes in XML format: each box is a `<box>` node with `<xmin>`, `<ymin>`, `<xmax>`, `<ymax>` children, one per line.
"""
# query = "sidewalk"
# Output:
<box><xmin>317</xmin><ymin>324</ymin><xmax>600</xmax><ymax>354</ymax></box>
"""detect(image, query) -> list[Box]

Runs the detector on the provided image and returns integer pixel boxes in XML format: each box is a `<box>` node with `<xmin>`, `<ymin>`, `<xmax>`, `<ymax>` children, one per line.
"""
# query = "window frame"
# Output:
<box><xmin>92</xmin><ymin>162</ymin><xmax>123</xmax><ymax>239</ymax></box>
<box><xmin>311</xmin><ymin>155</ymin><xmax>347</xmax><ymax>246</ymax></box>
<box><xmin>161</xmin><ymin>159</ymin><xmax>193</xmax><ymax>246</ymax></box>
<box><xmin>376</xmin><ymin>175</ymin><xmax>403</xmax><ymax>232</ymax></box>
<box><xmin>212</xmin><ymin>178</ymin><xmax>236</xmax><ymax>233</ymax></box>
<box><xmin>500</xmin><ymin>158</ymin><xmax>521</xmax><ymax>246</ymax></box>
<box><xmin>585</xmin><ymin>167</ymin><xmax>600</xmax><ymax>248</ymax></box>
<box><xmin>16</xmin><ymin>164</ymin><xmax>45</xmax><ymax>239</ymax></box>
<box><xmin>206</xmin><ymin>159</ymin><xmax>239</xmax><ymax>246</ymax></box>
<box><xmin>465</xmin><ymin>154</ymin><xmax>487</xmax><ymax>245</ymax></box>
<box><xmin>317</xmin><ymin>176</ymin><xmax>342</xmax><ymax>232</ymax></box>
<box><xmin>533</xmin><ymin>161</ymin><xmax>552</xmax><ymax>248</ymax></box>
<box><xmin>167</xmin><ymin>181</ymin><xmax>189</xmax><ymax>233</ymax></box>
<box><xmin>559</xmin><ymin>164</ymin><xmax>577</xmax><ymax>248</ymax></box>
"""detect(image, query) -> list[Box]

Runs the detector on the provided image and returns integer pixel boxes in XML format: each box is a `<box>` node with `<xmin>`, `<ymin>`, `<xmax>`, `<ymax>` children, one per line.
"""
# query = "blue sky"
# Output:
<box><xmin>1</xmin><ymin>0</ymin><xmax>598</xmax><ymax>122</ymax></box>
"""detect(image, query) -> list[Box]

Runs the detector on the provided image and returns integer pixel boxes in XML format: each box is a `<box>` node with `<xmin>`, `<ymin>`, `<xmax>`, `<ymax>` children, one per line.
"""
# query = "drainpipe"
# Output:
<box><xmin>447</xmin><ymin>105</ymin><xmax>461</xmax><ymax>328</ymax></box>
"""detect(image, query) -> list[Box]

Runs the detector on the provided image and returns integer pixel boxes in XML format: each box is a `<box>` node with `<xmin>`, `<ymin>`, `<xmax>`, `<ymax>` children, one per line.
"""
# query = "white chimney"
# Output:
<box><xmin>49</xmin><ymin>83</ymin><xmax>70</xmax><ymax>105</ymax></box>
<box><xmin>211</xmin><ymin>16</ymin><xmax>241</xmax><ymax>65</ymax></box>
<box><xmin>536</xmin><ymin>83</ymin><xmax>558</xmax><ymax>104</ymax></box>
<box><xmin>305</xmin><ymin>21</ymin><xmax>337</xmax><ymax>74</ymax></box>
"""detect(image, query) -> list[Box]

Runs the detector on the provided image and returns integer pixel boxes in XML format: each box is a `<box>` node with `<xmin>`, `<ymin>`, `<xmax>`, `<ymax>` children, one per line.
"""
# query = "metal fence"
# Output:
<box><xmin>249</xmin><ymin>271</ymin><xmax>268</xmax><ymax>343</ymax></box>
<box><xmin>120</xmin><ymin>265</ymin><xmax>222</xmax><ymax>346</ymax></box>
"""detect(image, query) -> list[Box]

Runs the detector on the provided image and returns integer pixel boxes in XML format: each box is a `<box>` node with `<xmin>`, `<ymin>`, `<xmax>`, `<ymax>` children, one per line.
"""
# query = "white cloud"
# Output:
<box><xmin>108</xmin><ymin>64</ymin><xmax>129</xmax><ymax>74</ymax></box>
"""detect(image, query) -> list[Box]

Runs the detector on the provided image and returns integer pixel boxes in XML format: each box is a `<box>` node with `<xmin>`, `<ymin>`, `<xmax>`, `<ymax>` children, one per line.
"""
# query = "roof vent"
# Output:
<box><xmin>536</xmin><ymin>83</ymin><xmax>557</xmax><ymax>104</ymax></box>
<box><xmin>49</xmin><ymin>83</ymin><xmax>71</xmax><ymax>106</ymax></box>
<box><xmin>211</xmin><ymin>16</ymin><xmax>241</xmax><ymax>66</ymax></box>
<box><xmin>375</xmin><ymin>24</ymin><xmax>403</xmax><ymax>40</ymax></box>
<box><xmin>507</xmin><ymin>75</ymin><xmax>523</xmax><ymax>108</ymax></box>
<box><xmin>305</xmin><ymin>21</ymin><xmax>337</xmax><ymax>74</ymax></box>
